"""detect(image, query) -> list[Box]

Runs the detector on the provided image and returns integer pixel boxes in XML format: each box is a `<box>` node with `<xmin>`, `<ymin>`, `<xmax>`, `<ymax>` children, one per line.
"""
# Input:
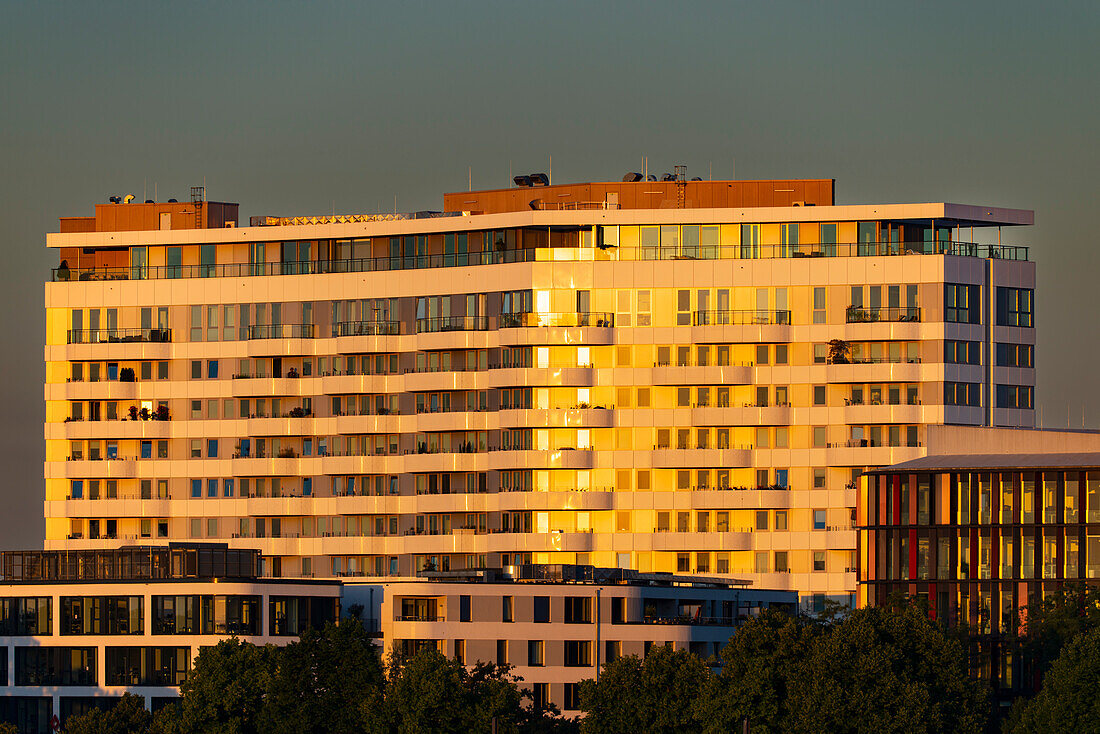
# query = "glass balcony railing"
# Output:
<box><xmin>49</xmin><ymin>240</ymin><xmax>1029</xmax><ymax>283</ymax></box>
<box><xmin>845</xmin><ymin>306</ymin><xmax>922</xmax><ymax>323</ymax></box>
<box><xmin>415</xmin><ymin>316</ymin><xmax>490</xmax><ymax>333</ymax></box>
<box><xmin>246</xmin><ymin>324</ymin><xmax>315</xmax><ymax>339</ymax></box>
<box><xmin>331</xmin><ymin>320</ymin><xmax>401</xmax><ymax>337</ymax></box>
<box><xmin>692</xmin><ymin>310</ymin><xmax>791</xmax><ymax>326</ymax></box>
<box><xmin>499</xmin><ymin>312</ymin><xmax>614</xmax><ymax>328</ymax></box>
<box><xmin>67</xmin><ymin>328</ymin><xmax>172</xmax><ymax>344</ymax></box>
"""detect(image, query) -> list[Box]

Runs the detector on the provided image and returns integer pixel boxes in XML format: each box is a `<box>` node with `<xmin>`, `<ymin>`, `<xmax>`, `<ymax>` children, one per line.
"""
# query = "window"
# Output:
<box><xmin>812</xmin><ymin>426</ymin><xmax>827</xmax><ymax>448</ymax></box>
<box><xmin>755</xmin><ymin>511</ymin><xmax>769</xmax><ymax>530</ymax></box>
<box><xmin>564</xmin><ymin>682</ymin><xmax>581</xmax><ymax>711</ymax></box>
<box><xmin>207</xmin><ymin>439</ymin><xmax>218</xmax><ymax>458</ymax></box>
<box><xmin>533</xmin><ymin>596</ymin><xmax>550</xmax><ymax>623</ymax></box>
<box><xmin>454</xmin><ymin>639</ymin><xmax>465</xmax><ymax>665</ymax></box>
<box><xmin>813</xmin><ymin>287</ymin><xmax>826</xmax><ymax>324</ymax></box>
<box><xmin>563</xmin><ymin>640</ymin><xmax>591</xmax><ymax>667</ymax></box>
<box><xmin>947</xmin><ymin>340</ymin><xmax>981</xmax><ymax>365</ymax></box>
<box><xmin>191</xmin><ymin>480</ymin><xmax>201</xmax><ymax>498</ymax></box>
<box><xmin>754</xmin><ymin>552</ymin><xmax>769</xmax><ymax>573</ymax></box>
<box><xmin>997</xmin><ymin>342</ymin><xmax>1034</xmax><ymax>368</ymax></box>
<box><xmin>528</xmin><ymin>640</ymin><xmax>544</xmax><ymax>666</ymax></box>
<box><xmin>775</xmin><ymin>344</ymin><xmax>788</xmax><ymax>365</ymax></box>
<box><xmin>814</xmin><ymin>552</ymin><xmax>826</xmax><ymax>571</ymax></box>
<box><xmin>565</xmin><ymin>597</ymin><xmax>591</xmax><ymax>624</ymax></box>
<box><xmin>496</xmin><ymin>640</ymin><xmax>508</xmax><ymax>665</ymax></box>
<box><xmin>774</xmin><ymin>551</ymin><xmax>788</xmax><ymax>572</ymax></box>
<box><xmin>775</xmin><ymin>510</ymin><xmax>788</xmax><ymax>530</ymax></box>
<box><xmin>207</xmin><ymin>360</ymin><xmax>219</xmax><ymax>379</ymax></box>
<box><xmin>945</xmin><ymin>283</ymin><xmax>981</xmax><ymax>324</ymax></box>
<box><xmin>997</xmin><ymin>384</ymin><xmax>1034</xmax><ymax>409</ymax></box>
<box><xmin>945</xmin><ymin>382</ymin><xmax>981</xmax><ymax>407</ymax></box>
<box><xmin>997</xmin><ymin>287</ymin><xmax>1034</xmax><ymax>327</ymax></box>
<box><xmin>191</xmin><ymin>360</ymin><xmax>201</xmax><ymax>379</ymax></box>
<box><xmin>813</xmin><ymin>344</ymin><xmax>828</xmax><ymax>364</ymax></box>
<box><xmin>502</xmin><ymin>596</ymin><xmax>514</xmax><ymax>623</ymax></box>
<box><xmin>813</xmin><ymin>468</ymin><xmax>826</xmax><ymax>488</ymax></box>
<box><xmin>814</xmin><ymin>510</ymin><xmax>827</xmax><ymax>530</ymax></box>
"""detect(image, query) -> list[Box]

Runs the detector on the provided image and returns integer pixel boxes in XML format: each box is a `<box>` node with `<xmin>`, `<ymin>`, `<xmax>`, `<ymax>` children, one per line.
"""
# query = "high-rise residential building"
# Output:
<box><xmin>44</xmin><ymin>175</ymin><xmax>1034</xmax><ymax>607</ymax></box>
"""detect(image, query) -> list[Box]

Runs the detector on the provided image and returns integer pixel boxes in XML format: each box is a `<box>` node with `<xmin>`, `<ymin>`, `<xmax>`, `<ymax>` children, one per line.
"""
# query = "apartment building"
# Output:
<box><xmin>357</xmin><ymin>564</ymin><xmax>795</xmax><ymax>716</ymax></box>
<box><xmin>858</xmin><ymin>425</ymin><xmax>1100</xmax><ymax>693</ymax></box>
<box><xmin>0</xmin><ymin>544</ymin><xmax>340</xmax><ymax>733</ymax></box>
<box><xmin>44</xmin><ymin>175</ymin><xmax>1035</xmax><ymax>606</ymax></box>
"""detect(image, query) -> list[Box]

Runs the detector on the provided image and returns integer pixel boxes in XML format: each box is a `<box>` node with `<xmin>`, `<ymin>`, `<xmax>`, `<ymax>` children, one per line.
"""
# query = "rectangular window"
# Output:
<box><xmin>997</xmin><ymin>384</ymin><xmax>1035</xmax><ymax>409</ymax></box>
<box><xmin>997</xmin><ymin>287</ymin><xmax>1034</xmax><ymax>327</ymax></box>
<box><xmin>814</xmin><ymin>509</ymin><xmax>827</xmax><ymax>530</ymax></box>
<box><xmin>533</xmin><ymin>596</ymin><xmax>550</xmax><ymax>623</ymax></box>
<box><xmin>945</xmin><ymin>382</ymin><xmax>982</xmax><ymax>407</ymax></box>
<box><xmin>945</xmin><ymin>283</ymin><xmax>981</xmax><ymax>324</ymax></box>
<box><xmin>527</xmin><ymin>640</ymin><xmax>544</xmax><ymax>666</ymax></box>
<box><xmin>563</xmin><ymin>640</ymin><xmax>591</xmax><ymax>667</ymax></box>
<box><xmin>996</xmin><ymin>342</ymin><xmax>1034</xmax><ymax>368</ymax></box>
<box><xmin>946</xmin><ymin>340</ymin><xmax>981</xmax><ymax>365</ymax></box>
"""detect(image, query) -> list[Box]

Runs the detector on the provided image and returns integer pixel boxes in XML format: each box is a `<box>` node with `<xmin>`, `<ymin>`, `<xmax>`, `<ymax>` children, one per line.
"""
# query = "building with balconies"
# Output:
<box><xmin>44</xmin><ymin>175</ymin><xmax>1035</xmax><ymax>608</ymax></box>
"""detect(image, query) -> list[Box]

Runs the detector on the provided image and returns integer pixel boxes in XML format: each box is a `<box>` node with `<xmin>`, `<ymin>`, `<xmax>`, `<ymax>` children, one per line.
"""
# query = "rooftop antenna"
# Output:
<box><xmin>549</xmin><ymin>154</ymin><xmax>552</xmax><ymax>185</ymax></box>
<box><xmin>709</xmin><ymin>162</ymin><xmax>712</xmax><ymax>180</ymax></box>
<box><xmin>469</xmin><ymin>166</ymin><xmax>472</xmax><ymax>192</ymax></box>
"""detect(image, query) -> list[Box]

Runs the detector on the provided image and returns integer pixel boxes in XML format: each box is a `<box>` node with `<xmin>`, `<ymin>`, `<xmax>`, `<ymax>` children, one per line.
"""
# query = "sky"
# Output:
<box><xmin>0</xmin><ymin>0</ymin><xmax>1097</xmax><ymax>548</ymax></box>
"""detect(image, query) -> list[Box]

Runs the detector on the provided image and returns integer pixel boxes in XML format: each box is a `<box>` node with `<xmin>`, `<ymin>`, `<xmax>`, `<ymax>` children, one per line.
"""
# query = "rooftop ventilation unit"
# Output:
<box><xmin>660</xmin><ymin>173</ymin><xmax>675</xmax><ymax>182</ymax></box>
<box><xmin>647</xmin><ymin>174</ymin><xmax>657</xmax><ymax>182</ymax></box>
<box><xmin>529</xmin><ymin>172</ymin><xmax>549</xmax><ymax>187</ymax></box>
<box><xmin>144</xmin><ymin>199</ymin><xmax>154</xmax><ymax>203</ymax></box>
<box><xmin>513</xmin><ymin>175</ymin><xmax>532</xmax><ymax>187</ymax></box>
<box><xmin>622</xmin><ymin>172</ymin><xmax>642</xmax><ymax>182</ymax></box>
<box><xmin>690</xmin><ymin>177</ymin><xmax>702</xmax><ymax>181</ymax></box>
<box><xmin>123</xmin><ymin>194</ymin><xmax>135</xmax><ymax>204</ymax></box>
<box><xmin>108</xmin><ymin>196</ymin><xmax>121</xmax><ymax>204</ymax></box>
<box><xmin>167</xmin><ymin>198</ymin><xmax>178</xmax><ymax>203</ymax></box>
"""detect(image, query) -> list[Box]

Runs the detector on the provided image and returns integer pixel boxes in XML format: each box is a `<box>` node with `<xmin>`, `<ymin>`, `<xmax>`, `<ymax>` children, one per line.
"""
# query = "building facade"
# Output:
<box><xmin>0</xmin><ymin>545</ymin><xmax>340</xmax><ymax>733</ymax></box>
<box><xmin>357</xmin><ymin>564</ymin><xmax>795</xmax><ymax>716</ymax></box>
<box><xmin>857</xmin><ymin>425</ymin><xmax>1100</xmax><ymax>692</ymax></box>
<box><xmin>44</xmin><ymin>176</ymin><xmax>1035</xmax><ymax>606</ymax></box>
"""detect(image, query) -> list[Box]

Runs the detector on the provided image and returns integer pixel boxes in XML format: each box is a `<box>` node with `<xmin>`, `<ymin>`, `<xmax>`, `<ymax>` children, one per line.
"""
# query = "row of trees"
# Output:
<box><xmin>59</xmin><ymin>590</ymin><xmax>1100</xmax><ymax>734</ymax></box>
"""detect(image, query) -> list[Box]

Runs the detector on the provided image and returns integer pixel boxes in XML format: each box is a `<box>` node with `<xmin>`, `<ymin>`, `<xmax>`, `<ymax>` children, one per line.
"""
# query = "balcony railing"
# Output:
<box><xmin>246</xmin><ymin>324</ymin><xmax>315</xmax><ymax>339</ymax></box>
<box><xmin>52</xmin><ymin>249</ymin><xmax>539</xmax><ymax>282</ymax></box>
<box><xmin>66</xmin><ymin>328</ymin><xmax>172</xmax><ymax>344</ymax></box>
<box><xmin>692</xmin><ymin>310</ymin><xmax>791</xmax><ymax>326</ymax></box>
<box><xmin>499</xmin><ymin>312</ymin><xmax>614</xmax><ymax>328</ymax></box>
<box><xmin>48</xmin><ymin>240</ymin><xmax>1030</xmax><ymax>283</ymax></box>
<box><xmin>845</xmin><ymin>306</ymin><xmax>921</xmax><ymax>323</ymax></box>
<box><xmin>331</xmin><ymin>320</ymin><xmax>401</xmax><ymax>337</ymax></box>
<box><xmin>415</xmin><ymin>316</ymin><xmax>489</xmax><ymax>333</ymax></box>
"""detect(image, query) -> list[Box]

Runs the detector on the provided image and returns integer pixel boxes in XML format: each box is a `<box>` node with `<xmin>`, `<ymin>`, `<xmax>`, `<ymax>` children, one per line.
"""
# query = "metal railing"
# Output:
<box><xmin>846</xmin><ymin>306</ymin><xmax>922</xmax><ymax>323</ymax></box>
<box><xmin>332</xmin><ymin>320</ymin><xmax>401</xmax><ymax>337</ymax></box>
<box><xmin>48</xmin><ymin>240</ymin><xmax>1030</xmax><ymax>283</ymax></box>
<box><xmin>692</xmin><ymin>310</ymin><xmax>791</xmax><ymax>326</ymax></box>
<box><xmin>52</xmin><ymin>249</ymin><xmax>539</xmax><ymax>282</ymax></box>
<box><xmin>415</xmin><ymin>316</ymin><xmax>490</xmax><ymax>333</ymax></box>
<box><xmin>246</xmin><ymin>324</ymin><xmax>315</xmax><ymax>339</ymax></box>
<box><xmin>66</xmin><ymin>328</ymin><xmax>172</xmax><ymax>344</ymax></box>
<box><xmin>499</xmin><ymin>312</ymin><xmax>614</xmax><ymax>328</ymax></box>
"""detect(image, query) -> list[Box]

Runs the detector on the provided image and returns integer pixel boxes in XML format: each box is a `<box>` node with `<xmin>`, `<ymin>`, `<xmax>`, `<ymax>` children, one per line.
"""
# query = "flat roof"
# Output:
<box><xmin>867</xmin><ymin>452</ymin><xmax>1100</xmax><ymax>474</ymax></box>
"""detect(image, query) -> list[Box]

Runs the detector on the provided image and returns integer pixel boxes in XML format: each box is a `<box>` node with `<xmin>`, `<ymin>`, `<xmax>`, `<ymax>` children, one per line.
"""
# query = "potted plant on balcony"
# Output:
<box><xmin>128</xmin><ymin>405</ymin><xmax>139</xmax><ymax>421</ymax></box>
<box><xmin>155</xmin><ymin>405</ymin><xmax>170</xmax><ymax>421</ymax></box>
<box><xmin>119</xmin><ymin>367</ymin><xmax>135</xmax><ymax>382</ymax></box>
<box><xmin>827</xmin><ymin>339</ymin><xmax>851</xmax><ymax>364</ymax></box>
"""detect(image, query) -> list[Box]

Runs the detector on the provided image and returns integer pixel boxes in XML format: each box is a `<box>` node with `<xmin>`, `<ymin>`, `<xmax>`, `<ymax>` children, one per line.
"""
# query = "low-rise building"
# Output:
<box><xmin>349</xmin><ymin>564</ymin><xmax>795</xmax><ymax>715</ymax></box>
<box><xmin>857</xmin><ymin>425</ymin><xmax>1100</xmax><ymax>694</ymax></box>
<box><xmin>0</xmin><ymin>544</ymin><xmax>340</xmax><ymax>733</ymax></box>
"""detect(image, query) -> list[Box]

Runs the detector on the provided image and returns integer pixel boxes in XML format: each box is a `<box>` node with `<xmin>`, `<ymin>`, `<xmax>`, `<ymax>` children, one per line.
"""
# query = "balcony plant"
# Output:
<box><xmin>827</xmin><ymin>339</ymin><xmax>851</xmax><ymax>364</ymax></box>
<box><xmin>119</xmin><ymin>367</ymin><xmax>136</xmax><ymax>382</ymax></box>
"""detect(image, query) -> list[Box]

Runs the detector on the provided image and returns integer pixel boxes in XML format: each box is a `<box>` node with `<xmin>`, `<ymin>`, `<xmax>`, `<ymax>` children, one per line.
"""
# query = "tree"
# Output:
<box><xmin>784</xmin><ymin>604</ymin><xmax>989</xmax><ymax>734</ymax></box>
<box><xmin>378</xmin><ymin>648</ymin><xmax>528</xmax><ymax>734</ymax></box>
<box><xmin>579</xmin><ymin>644</ymin><xmax>711</xmax><ymax>734</ymax></box>
<box><xmin>153</xmin><ymin>638</ymin><xmax>276</xmax><ymax>734</ymax></box>
<box><xmin>1005</xmin><ymin>626</ymin><xmax>1100</xmax><ymax>733</ymax></box>
<box><xmin>1013</xmin><ymin>583</ymin><xmax>1100</xmax><ymax>688</ymax></box>
<box><xmin>260</xmin><ymin>619</ymin><xmax>384</xmax><ymax>734</ymax></box>
<box><xmin>698</xmin><ymin>609</ymin><xmax>820</xmax><ymax>734</ymax></box>
<box><xmin>0</xmin><ymin>723</ymin><xmax>18</xmax><ymax>734</ymax></box>
<box><xmin>827</xmin><ymin>339</ymin><xmax>851</xmax><ymax>364</ymax></box>
<box><xmin>65</xmin><ymin>693</ymin><xmax>153</xmax><ymax>734</ymax></box>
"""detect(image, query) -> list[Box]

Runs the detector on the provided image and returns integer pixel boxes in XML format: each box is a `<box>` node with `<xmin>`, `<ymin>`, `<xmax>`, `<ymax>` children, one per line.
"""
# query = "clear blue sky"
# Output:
<box><xmin>0</xmin><ymin>0</ymin><xmax>1096</xmax><ymax>547</ymax></box>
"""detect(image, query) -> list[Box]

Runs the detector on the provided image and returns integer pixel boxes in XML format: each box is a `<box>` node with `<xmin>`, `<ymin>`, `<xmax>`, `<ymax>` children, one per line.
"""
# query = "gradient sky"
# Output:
<box><xmin>0</xmin><ymin>0</ymin><xmax>1096</xmax><ymax>548</ymax></box>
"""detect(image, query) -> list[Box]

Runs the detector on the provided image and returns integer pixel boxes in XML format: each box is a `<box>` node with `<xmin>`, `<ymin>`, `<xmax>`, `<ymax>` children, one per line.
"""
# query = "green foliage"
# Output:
<box><xmin>783</xmin><ymin>604</ymin><xmax>988</xmax><ymax>734</ymax></box>
<box><xmin>698</xmin><ymin>609</ymin><xmax>820</xmax><ymax>734</ymax></box>
<box><xmin>1014</xmin><ymin>583</ymin><xmax>1100</xmax><ymax>683</ymax></box>
<box><xmin>379</xmin><ymin>649</ymin><xmax>528</xmax><ymax>734</ymax></box>
<box><xmin>0</xmin><ymin>723</ymin><xmax>18</xmax><ymax>734</ymax></box>
<box><xmin>579</xmin><ymin>644</ymin><xmax>711</xmax><ymax>734</ymax></box>
<box><xmin>153</xmin><ymin>638</ymin><xmax>277</xmax><ymax>734</ymax></box>
<box><xmin>260</xmin><ymin>619</ymin><xmax>384</xmax><ymax>734</ymax></box>
<box><xmin>64</xmin><ymin>693</ymin><xmax>153</xmax><ymax>734</ymax></box>
<box><xmin>1005</xmin><ymin>626</ymin><xmax>1100</xmax><ymax>733</ymax></box>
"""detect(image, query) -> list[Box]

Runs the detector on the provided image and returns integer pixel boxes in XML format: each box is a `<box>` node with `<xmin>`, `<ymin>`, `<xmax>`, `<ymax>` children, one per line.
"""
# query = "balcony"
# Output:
<box><xmin>332</xmin><ymin>320</ymin><xmax>401</xmax><ymax>337</ymax></box>
<box><xmin>246</xmin><ymin>324</ymin><xmax>315</xmax><ymax>339</ymax></box>
<box><xmin>499</xmin><ymin>312</ymin><xmax>614</xmax><ymax>328</ymax></box>
<box><xmin>845</xmin><ymin>306</ymin><xmax>921</xmax><ymax>323</ymax></box>
<box><xmin>415</xmin><ymin>316</ymin><xmax>489</xmax><ymax>334</ymax></box>
<box><xmin>67</xmin><ymin>328</ymin><xmax>172</xmax><ymax>344</ymax></box>
<box><xmin>692</xmin><ymin>310</ymin><xmax>790</xmax><ymax>326</ymax></box>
